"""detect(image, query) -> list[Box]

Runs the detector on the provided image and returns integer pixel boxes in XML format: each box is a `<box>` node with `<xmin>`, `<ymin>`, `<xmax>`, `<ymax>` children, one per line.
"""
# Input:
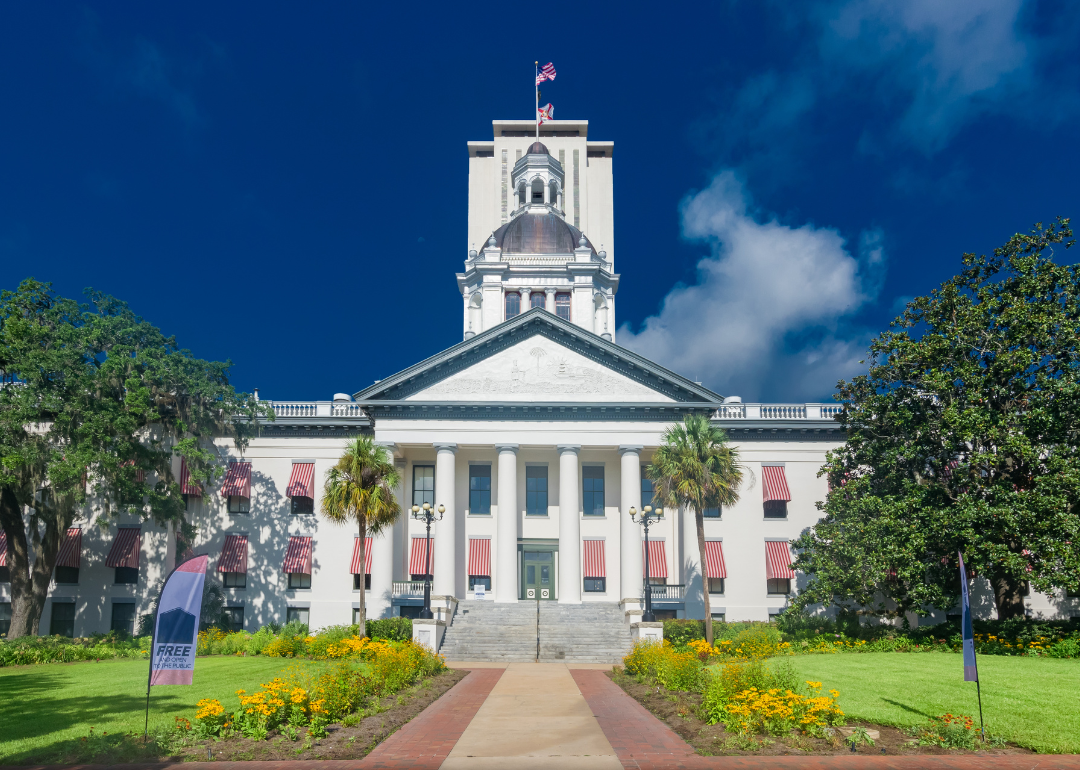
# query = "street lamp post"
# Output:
<box><xmin>411</xmin><ymin>502</ymin><xmax>444</xmax><ymax>620</ymax></box>
<box><xmin>629</xmin><ymin>505</ymin><xmax>664</xmax><ymax>623</ymax></box>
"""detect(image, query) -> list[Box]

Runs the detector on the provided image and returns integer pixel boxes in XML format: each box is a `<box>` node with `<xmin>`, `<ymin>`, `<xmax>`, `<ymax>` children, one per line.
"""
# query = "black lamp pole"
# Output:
<box><xmin>630</xmin><ymin>505</ymin><xmax>663</xmax><ymax>623</ymax></box>
<box><xmin>411</xmin><ymin>502</ymin><xmax>444</xmax><ymax>620</ymax></box>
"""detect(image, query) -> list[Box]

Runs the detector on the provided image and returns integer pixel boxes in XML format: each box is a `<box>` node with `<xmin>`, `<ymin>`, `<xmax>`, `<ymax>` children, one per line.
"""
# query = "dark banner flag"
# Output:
<box><xmin>150</xmin><ymin>554</ymin><xmax>207</xmax><ymax>685</ymax></box>
<box><xmin>958</xmin><ymin>551</ymin><xmax>978</xmax><ymax>682</ymax></box>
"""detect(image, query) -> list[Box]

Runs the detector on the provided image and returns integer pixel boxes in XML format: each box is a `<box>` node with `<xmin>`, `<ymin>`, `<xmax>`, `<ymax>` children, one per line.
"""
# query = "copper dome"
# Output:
<box><xmin>492</xmin><ymin>212</ymin><xmax>595</xmax><ymax>255</ymax></box>
<box><xmin>526</xmin><ymin>141</ymin><xmax>549</xmax><ymax>155</ymax></box>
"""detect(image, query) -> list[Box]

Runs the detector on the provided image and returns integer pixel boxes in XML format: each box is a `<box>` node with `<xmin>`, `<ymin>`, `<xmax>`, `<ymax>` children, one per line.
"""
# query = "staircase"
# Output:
<box><xmin>437</xmin><ymin>601</ymin><xmax>632</xmax><ymax>663</ymax></box>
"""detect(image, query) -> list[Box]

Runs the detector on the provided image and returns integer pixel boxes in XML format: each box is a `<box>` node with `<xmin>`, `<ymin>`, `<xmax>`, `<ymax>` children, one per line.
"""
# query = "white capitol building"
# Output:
<box><xmin>3</xmin><ymin>119</ymin><xmax>1069</xmax><ymax>650</ymax></box>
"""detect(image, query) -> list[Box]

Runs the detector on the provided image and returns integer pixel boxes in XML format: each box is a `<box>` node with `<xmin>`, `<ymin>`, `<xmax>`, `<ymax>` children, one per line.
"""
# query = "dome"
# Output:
<box><xmin>526</xmin><ymin>141</ymin><xmax>549</xmax><ymax>155</ymax></box>
<box><xmin>492</xmin><ymin>211</ymin><xmax>595</xmax><ymax>255</ymax></box>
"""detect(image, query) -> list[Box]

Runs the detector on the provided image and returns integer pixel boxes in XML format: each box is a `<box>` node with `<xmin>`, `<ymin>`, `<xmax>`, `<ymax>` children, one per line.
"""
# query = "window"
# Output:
<box><xmin>114</xmin><ymin>566</ymin><xmax>138</xmax><ymax>585</ymax></box>
<box><xmin>222</xmin><ymin>606</ymin><xmax>244</xmax><ymax>633</ymax></box>
<box><xmin>286</xmin><ymin>607</ymin><xmax>309</xmax><ymax>626</ymax></box>
<box><xmin>469</xmin><ymin>465</ymin><xmax>491</xmax><ymax>514</ymax></box>
<box><xmin>526</xmin><ymin>466</ymin><xmax>548</xmax><ymax>515</ymax></box>
<box><xmin>1067</xmin><ymin>587</ymin><xmax>1080</xmax><ymax>598</ymax></box>
<box><xmin>410</xmin><ymin>574</ymin><xmax>429</xmax><ymax>582</ymax></box>
<box><xmin>505</xmin><ymin>292</ymin><xmax>521</xmax><ymax>319</ymax></box>
<box><xmin>110</xmin><ymin>602</ymin><xmax>136</xmax><ymax>635</ymax></box>
<box><xmin>469</xmin><ymin>575</ymin><xmax>491</xmax><ymax>591</ymax></box>
<box><xmin>767</xmin><ymin>578</ymin><xmax>791</xmax><ymax>595</ymax></box>
<box><xmin>584</xmin><ymin>577</ymin><xmax>606</xmax><ymax>593</ymax></box>
<box><xmin>353</xmin><ymin>573</ymin><xmax>371</xmax><ymax>590</ymax></box>
<box><xmin>640</xmin><ymin>472</ymin><xmax>655</xmax><ymax>508</ymax></box>
<box><xmin>183</xmin><ymin>494</ymin><xmax>195</xmax><ymax>511</ymax></box>
<box><xmin>288</xmin><ymin>573</ymin><xmax>311</xmax><ymax>590</ymax></box>
<box><xmin>291</xmin><ymin>496</ymin><xmax>314</xmax><ymax>514</ymax></box>
<box><xmin>764</xmin><ymin>501</ymin><xmax>788</xmax><ymax>519</ymax></box>
<box><xmin>413</xmin><ymin>465</ymin><xmax>434</xmax><ymax>508</ymax></box>
<box><xmin>398</xmin><ymin>605</ymin><xmax>423</xmax><ymax>619</ymax></box>
<box><xmin>583</xmin><ymin>466</ymin><xmax>605</xmax><ymax>516</ymax></box>
<box><xmin>555</xmin><ymin>293</ymin><xmax>571</xmax><ymax>321</ymax></box>
<box><xmin>648</xmin><ymin>576</ymin><xmax>667</xmax><ymax>586</ymax></box>
<box><xmin>54</xmin><ymin>566</ymin><xmax>79</xmax><ymax>585</ymax></box>
<box><xmin>530</xmin><ymin>293</ymin><xmax>545</xmax><ymax>310</ymax></box>
<box><xmin>50</xmin><ymin>602</ymin><xmax>75</xmax><ymax>637</ymax></box>
<box><xmin>0</xmin><ymin>603</ymin><xmax>10</xmax><ymax>637</ymax></box>
<box><xmin>0</xmin><ymin>566</ymin><xmax>10</xmax><ymax>583</ymax></box>
<box><xmin>704</xmin><ymin>507</ymin><xmax>721</xmax><ymax>519</ymax></box>
<box><xmin>708</xmin><ymin>577</ymin><xmax>726</xmax><ymax>595</ymax></box>
<box><xmin>228</xmin><ymin>496</ymin><xmax>249</xmax><ymax>514</ymax></box>
<box><xmin>712</xmin><ymin>613</ymin><xmax>726</xmax><ymax>622</ymax></box>
<box><xmin>223</xmin><ymin>572</ymin><xmax>246</xmax><ymax>589</ymax></box>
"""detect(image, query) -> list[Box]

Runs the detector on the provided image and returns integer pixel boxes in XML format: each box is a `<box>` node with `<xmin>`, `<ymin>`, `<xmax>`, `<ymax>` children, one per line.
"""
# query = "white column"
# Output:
<box><xmin>433</xmin><ymin>443</ymin><xmax>457</xmax><ymax>597</ymax></box>
<box><xmin>619</xmin><ymin>446</ymin><xmax>643</xmax><ymax>604</ymax></box>
<box><xmin>544</xmin><ymin>181</ymin><xmax>550</xmax><ymax>205</ymax></box>
<box><xmin>558</xmin><ymin>445</ymin><xmax>581</xmax><ymax>603</ymax></box>
<box><xmin>495</xmin><ymin>444</ymin><xmax>519</xmax><ymax>603</ymax></box>
<box><xmin>545</xmin><ymin>288</ymin><xmax>556</xmax><ymax>313</ymax></box>
<box><xmin>369</xmin><ymin>443</ymin><xmax>399</xmax><ymax>619</ymax></box>
<box><xmin>392</xmin><ymin>459</ymin><xmax>407</xmax><ymax>582</ymax></box>
<box><xmin>683</xmin><ymin>505</ymin><xmax>705</xmax><ymax>619</ymax></box>
<box><xmin>520</xmin><ymin>288</ymin><xmax>532</xmax><ymax>311</ymax></box>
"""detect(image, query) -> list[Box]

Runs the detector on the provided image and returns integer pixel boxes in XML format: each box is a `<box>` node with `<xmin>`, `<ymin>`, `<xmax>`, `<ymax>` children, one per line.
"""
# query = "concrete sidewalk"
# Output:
<box><xmin>441</xmin><ymin>663</ymin><xmax>621</xmax><ymax>769</ymax></box>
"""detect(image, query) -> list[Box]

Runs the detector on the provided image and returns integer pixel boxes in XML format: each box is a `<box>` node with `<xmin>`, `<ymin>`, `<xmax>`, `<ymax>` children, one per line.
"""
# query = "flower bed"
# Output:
<box><xmin>0</xmin><ymin>634</ymin><xmax>150</xmax><ymax>667</ymax></box>
<box><xmin>613</xmin><ymin>639</ymin><xmax>1031</xmax><ymax>755</ymax></box>
<box><xmin>193</xmin><ymin>636</ymin><xmax>444</xmax><ymax>741</ymax></box>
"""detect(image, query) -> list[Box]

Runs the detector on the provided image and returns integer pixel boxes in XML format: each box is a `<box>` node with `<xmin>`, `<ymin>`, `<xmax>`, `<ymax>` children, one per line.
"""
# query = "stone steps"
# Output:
<box><xmin>438</xmin><ymin>601</ymin><xmax>632</xmax><ymax>663</ymax></box>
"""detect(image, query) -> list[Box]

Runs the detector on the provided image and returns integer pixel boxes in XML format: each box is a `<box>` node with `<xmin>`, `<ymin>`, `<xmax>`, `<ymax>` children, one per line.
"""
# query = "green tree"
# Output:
<box><xmin>0</xmin><ymin>279</ymin><xmax>269</xmax><ymax>638</ymax></box>
<box><xmin>792</xmin><ymin>219</ymin><xmax>1080</xmax><ymax>620</ymax></box>
<box><xmin>320</xmin><ymin>436</ymin><xmax>401</xmax><ymax>638</ymax></box>
<box><xmin>648</xmin><ymin>413</ymin><xmax>744</xmax><ymax>645</ymax></box>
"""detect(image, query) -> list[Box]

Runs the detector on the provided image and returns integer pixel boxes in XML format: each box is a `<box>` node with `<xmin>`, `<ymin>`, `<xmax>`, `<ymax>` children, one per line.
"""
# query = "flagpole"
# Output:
<box><xmin>535</xmin><ymin>61</ymin><xmax>539</xmax><ymax>140</ymax></box>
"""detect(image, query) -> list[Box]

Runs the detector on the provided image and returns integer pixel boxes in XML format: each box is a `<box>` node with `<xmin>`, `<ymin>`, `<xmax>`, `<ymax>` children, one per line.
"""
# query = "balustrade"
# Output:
<box><xmin>393</xmin><ymin>580</ymin><xmax>427</xmax><ymax>596</ymax></box>
<box><xmin>647</xmin><ymin>583</ymin><xmax>685</xmax><ymax>600</ymax></box>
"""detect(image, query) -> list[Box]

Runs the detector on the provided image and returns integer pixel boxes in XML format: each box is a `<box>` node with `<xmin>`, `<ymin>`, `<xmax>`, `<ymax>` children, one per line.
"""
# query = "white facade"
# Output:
<box><xmin>3</xmin><ymin>117</ymin><xmax>1076</xmax><ymax>639</ymax></box>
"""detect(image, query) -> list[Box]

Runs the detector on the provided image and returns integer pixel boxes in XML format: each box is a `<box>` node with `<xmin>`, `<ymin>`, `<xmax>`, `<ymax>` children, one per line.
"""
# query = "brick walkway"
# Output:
<box><xmin>361</xmin><ymin>667</ymin><xmax>503</xmax><ymax>769</ymax></box>
<box><xmin>570</xmin><ymin>669</ymin><xmax>1080</xmax><ymax>770</ymax></box>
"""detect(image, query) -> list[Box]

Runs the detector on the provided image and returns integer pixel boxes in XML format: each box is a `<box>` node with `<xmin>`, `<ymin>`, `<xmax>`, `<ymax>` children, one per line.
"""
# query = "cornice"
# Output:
<box><xmin>363</xmin><ymin>401</ymin><xmax>719</xmax><ymax>422</ymax></box>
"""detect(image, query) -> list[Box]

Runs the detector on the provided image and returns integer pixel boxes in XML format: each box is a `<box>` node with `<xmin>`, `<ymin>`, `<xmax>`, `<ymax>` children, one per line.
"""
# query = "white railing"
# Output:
<box><xmin>330</xmin><ymin>403</ymin><xmax>364</xmax><ymax>417</ymax></box>
<box><xmin>393</xmin><ymin>580</ymin><xmax>427</xmax><ymax>596</ymax></box>
<box><xmin>715</xmin><ymin>403</ymin><xmax>841</xmax><ymax>420</ymax></box>
<box><xmin>269</xmin><ymin>401</ymin><xmax>366</xmax><ymax>419</ymax></box>
<box><xmin>761</xmin><ymin>405</ymin><xmax>806</xmax><ymax>420</ymax></box>
<box><xmin>647</xmin><ymin>584</ymin><xmax>685</xmax><ymax>600</ymax></box>
<box><xmin>271</xmin><ymin>402</ymin><xmax>317</xmax><ymax>418</ymax></box>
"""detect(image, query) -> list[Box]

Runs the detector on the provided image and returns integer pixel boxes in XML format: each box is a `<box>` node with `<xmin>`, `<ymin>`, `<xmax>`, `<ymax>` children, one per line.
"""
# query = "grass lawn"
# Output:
<box><xmin>0</xmin><ymin>656</ymin><xmax>313</xmax><ymax>763</ymax></box>
<box><xmin>786</xmin><ymin>653</ymin><xmax>1080</xmax><ymax>754</ymax></box>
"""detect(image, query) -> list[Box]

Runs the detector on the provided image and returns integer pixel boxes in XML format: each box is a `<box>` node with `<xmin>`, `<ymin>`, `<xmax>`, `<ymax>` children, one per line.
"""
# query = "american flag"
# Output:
<box><xmin>537</xmin><ymin>103</ymin><xmax>554</xmax><ymax>124</ymax></box>
<box><xmin>536</xmin><ymin>62</ymin><xmax>556</xmax><ymax>85</ymax></box>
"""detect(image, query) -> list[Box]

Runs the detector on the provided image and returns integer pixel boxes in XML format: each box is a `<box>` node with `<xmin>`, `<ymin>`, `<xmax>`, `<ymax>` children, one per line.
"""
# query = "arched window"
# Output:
<box><xmin>531</xmin><ymin>179</ymin><xmax>544</xmax><ymax>203</ymax></box>
<box><xmin>530</xmin><ymin>293</ymin><xmax>546</xmax><ymax>310</ymax></box>
<box><xmin>555</xmin><ymin>293</ymin><xmax>571</xmax><ymax>321</ymax></box>
<box><xmin>505</xmin><ymin>292</ymin><xmax>521</xmax><ymax>319</ymax></box>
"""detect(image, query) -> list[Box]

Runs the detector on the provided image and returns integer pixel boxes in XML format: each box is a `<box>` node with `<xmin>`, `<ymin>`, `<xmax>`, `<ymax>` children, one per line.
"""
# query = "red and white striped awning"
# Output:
<box><xmin>106</xmin><ymin>528</ymin><xmax>141</xmax><ymax>569</ymax></box>
<box><xmin>0</xmin><ymin>530</ymin><xmax>7</xmax><ymax>567</ymax></box>
<box><xmin>704</xmin><ymin>540</ymin><xmax>726</xmax><ymax>579</ymax></box>
<box><xmin>283</xmin><ymin>536</ymin><xmax>312</xmax><ymax>574</ymax></box>
<box><xmin>56</xmin><ymin>528</ymin><xmax>82</xmax><ymax>569</ymax></box>
<box><xmin>179</xmin><ymin>459</ymin><xmax>202</xmax><ymax>497</ymax></box>
<box><xmin>467</xmin><ymin>538</ymin><xmax>491</xmax><ymax>577</ymax></box>
<box><xmin>409</xmin><ymin>537</ymin><xmax>434</xmax><ymax>576</ymax></box>
<box><xmin>643</xmin><ymin>539</ymin><xmax>667</xmax><ymax>579</ymax></box>
<box><xmin>762</xmin><ymin>465</ymin><xmax>791</xmax><ymax>502</ymax></box>
<box><xmin>221</xmin><ymin>462</ymin><xmax>251</xmax><ymax>497</ymax></box>
<box><xmin>218</xmin><ymin>534</ymin><xmax>248</xmax><ymax>573</ymax></box>
<box><xmin>350</xmin><ymin>536</ymin><xmax>373</xmax><ymax>575</ymax></box>
<box><xmin>177</xmin><ymin>532</ymin><xmax>195</xmax><ymax>564</ymax></box>
<box><xmin>287</xmin><ymin>461</ymin><xmax>315</xmax><ymax>498</ymax></box>
<box><xmin>765</xmin><ymin>540</ymin><xmax>795</xmax><ymax>579</ymax></box>
<box><xmin>583</xmin><ymin>539</ymin><xmax>605</xmax><ymax>578</ymax></box>
<box><xmin>122</xmin><ymin>459</ymin><xmax>145</xmax><ymax>483</ymax></box>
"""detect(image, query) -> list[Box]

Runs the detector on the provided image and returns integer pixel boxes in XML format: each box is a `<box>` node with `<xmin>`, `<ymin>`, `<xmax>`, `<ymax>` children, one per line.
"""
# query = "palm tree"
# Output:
<box><xmin>320</xmin><ymin>436</ymin><xmax>401</xmax><ymax>639</ymax></box>
<box><xmin>648</xmin><ymin>413</ymin><xmax>744</xmax><ymax>646</ymax></box>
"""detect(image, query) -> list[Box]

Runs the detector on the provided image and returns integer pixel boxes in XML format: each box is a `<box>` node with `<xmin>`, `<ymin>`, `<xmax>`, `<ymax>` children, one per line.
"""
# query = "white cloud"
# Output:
<box><xmin>618</xmin><ymin>172</ymin><xmax>882</xmax><ymax>401</ymax></box>
<box><xmin>822</xmin><ymin>0</ymin><xmax>1032</xmax><ymax>152</ymax></box>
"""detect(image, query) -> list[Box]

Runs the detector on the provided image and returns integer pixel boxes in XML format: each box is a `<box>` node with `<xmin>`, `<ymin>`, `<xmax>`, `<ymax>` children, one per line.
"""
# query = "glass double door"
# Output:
<box><xmin>522</xmin><ymin>550</ymin><xmax>554</xmax><ymax>600</ymax></box>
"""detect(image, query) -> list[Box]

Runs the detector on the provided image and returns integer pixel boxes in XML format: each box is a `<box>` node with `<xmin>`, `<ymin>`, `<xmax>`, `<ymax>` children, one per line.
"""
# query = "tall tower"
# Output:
<box><xmin>458</xmin><ymin>120</ymin><xmax>618</xmax><ymax>340</ymax></box>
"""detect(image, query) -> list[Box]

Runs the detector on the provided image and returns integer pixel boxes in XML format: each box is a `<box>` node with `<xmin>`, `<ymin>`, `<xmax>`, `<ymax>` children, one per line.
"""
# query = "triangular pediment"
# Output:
<box><xmin>354</xmin><ymin>309</ymin><xmax>722</xmax><ymax>405</ymax></box>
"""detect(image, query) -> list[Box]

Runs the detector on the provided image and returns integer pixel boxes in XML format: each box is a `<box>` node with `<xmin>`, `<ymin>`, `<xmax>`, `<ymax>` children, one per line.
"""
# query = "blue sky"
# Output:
<box><xmin>1</xmin><ymin>1</ymin><xmax>1077</xmax><ymax>402</ymax></box>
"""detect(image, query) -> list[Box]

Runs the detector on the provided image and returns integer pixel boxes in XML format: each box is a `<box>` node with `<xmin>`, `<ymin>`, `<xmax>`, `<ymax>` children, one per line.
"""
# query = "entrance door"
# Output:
<box><xmin>522</xmin><ymin>550</ymin><xmax>554</xmax><ymax>599</ymax></box>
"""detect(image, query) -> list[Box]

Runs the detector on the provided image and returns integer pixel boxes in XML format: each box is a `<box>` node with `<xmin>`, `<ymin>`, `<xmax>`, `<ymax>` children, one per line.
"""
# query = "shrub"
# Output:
<box><xmin>0</xmin><ymin>634</ymin><xmax>149</xmax><ymax>667</ymax></box>
<box><xmin>366</xmin><ymin>617</ymin><xmax>412</xmax><ymax>641</ymax></box>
